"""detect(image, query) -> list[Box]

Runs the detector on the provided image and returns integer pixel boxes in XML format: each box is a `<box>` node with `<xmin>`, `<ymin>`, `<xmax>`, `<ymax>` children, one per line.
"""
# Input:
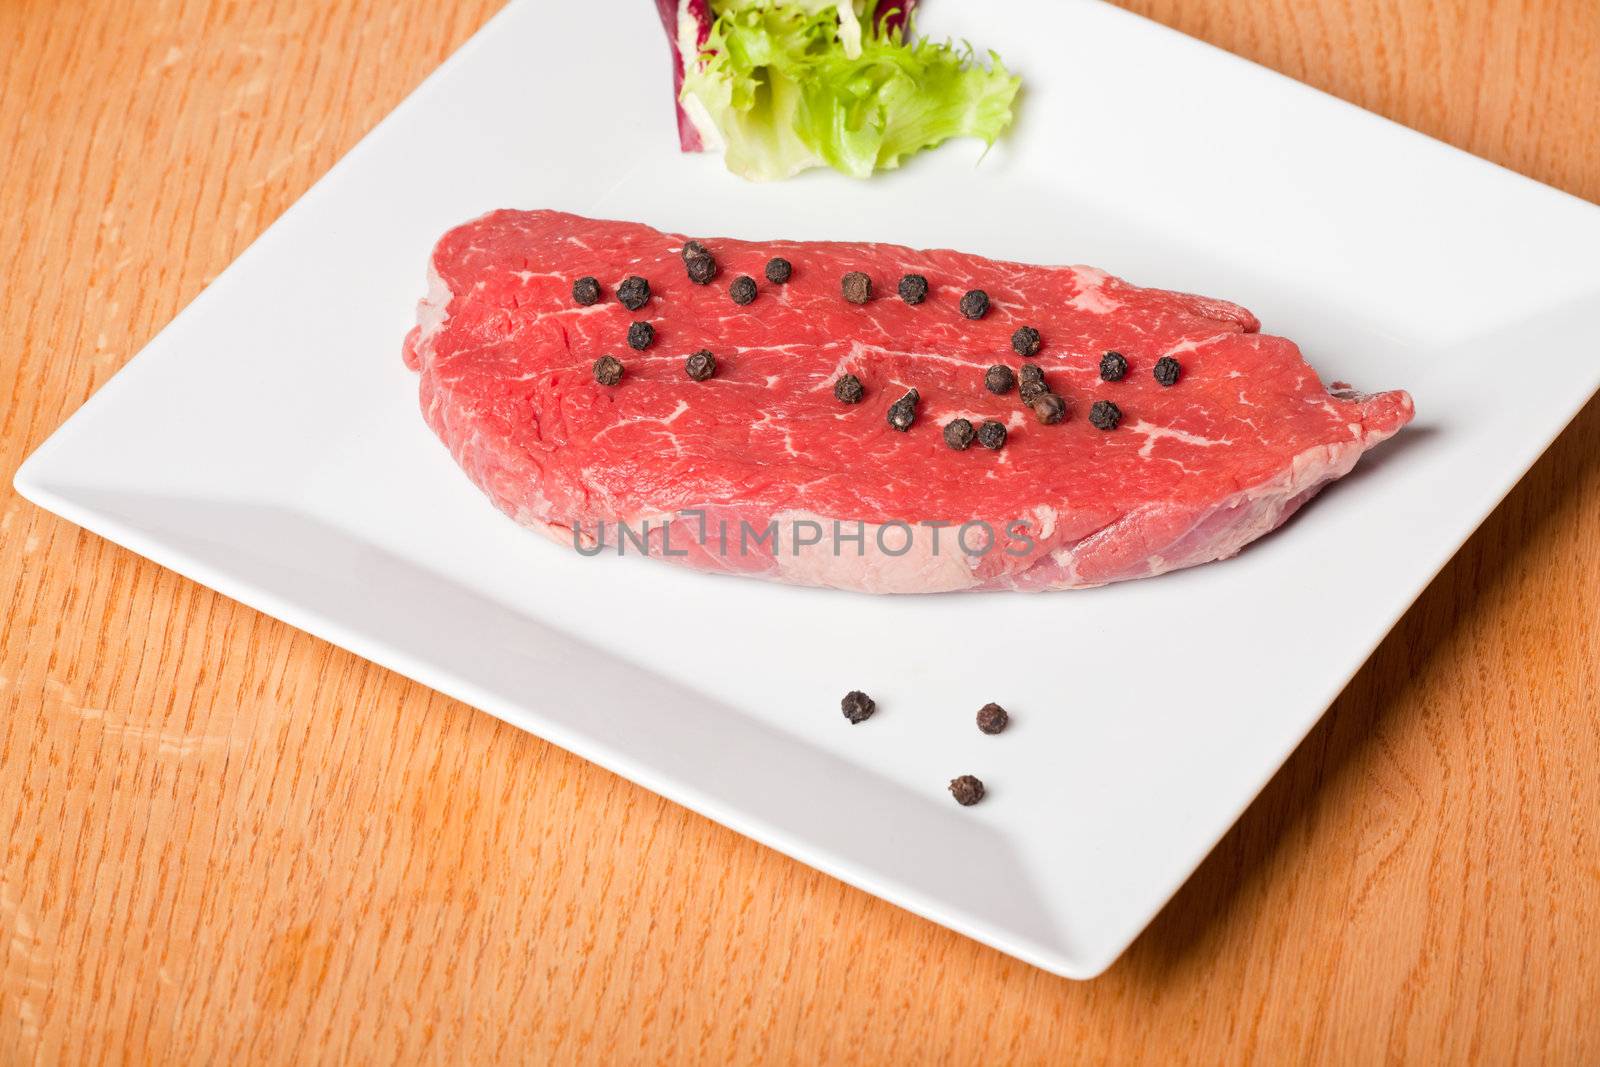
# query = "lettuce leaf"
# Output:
<box><xmin>678</xmin><ymin>1</ymin><xmax>1020</xmax><ymax>181</ymax></box>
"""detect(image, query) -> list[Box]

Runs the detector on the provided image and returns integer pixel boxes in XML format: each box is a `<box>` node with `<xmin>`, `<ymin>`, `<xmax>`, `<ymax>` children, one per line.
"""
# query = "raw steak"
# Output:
<box><xmin>403</xmin><ymin>210</ymin><xmax>1412</xmax><ymax>593</ymax></box>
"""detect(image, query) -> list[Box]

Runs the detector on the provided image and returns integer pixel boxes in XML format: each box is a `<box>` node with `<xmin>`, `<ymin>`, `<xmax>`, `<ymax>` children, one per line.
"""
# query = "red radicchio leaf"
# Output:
<box><xmin>877</xmin><ymin>0</ymin><xmax>918</xmax><ymax>37</ymax></box>
<box><xmin>654</xmin><ymin>0</ymin><xmax>715</xmax><ymax>152</ymax></box>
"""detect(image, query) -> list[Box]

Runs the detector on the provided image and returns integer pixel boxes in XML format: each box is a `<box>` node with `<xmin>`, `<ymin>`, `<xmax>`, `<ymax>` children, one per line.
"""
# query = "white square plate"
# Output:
<box><xmin>17</xmin><ymin>0</ymin><xmax>1600</xmax><ymax>977</ymax></box>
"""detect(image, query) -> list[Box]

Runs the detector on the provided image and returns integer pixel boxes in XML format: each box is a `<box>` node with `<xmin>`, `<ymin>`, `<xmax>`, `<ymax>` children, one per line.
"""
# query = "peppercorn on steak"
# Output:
<box><xmin>403</xmin><ymin>210</ymin><xmax>1413</xmax><ymax>593</ymax></box>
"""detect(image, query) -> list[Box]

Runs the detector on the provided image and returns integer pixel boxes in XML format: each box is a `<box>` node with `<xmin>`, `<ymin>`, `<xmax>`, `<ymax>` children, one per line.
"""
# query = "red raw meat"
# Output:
<box><xmin>403</xmin><ymin>210</ymin><xmax>1413</xmax><ymax>593</ymax></box>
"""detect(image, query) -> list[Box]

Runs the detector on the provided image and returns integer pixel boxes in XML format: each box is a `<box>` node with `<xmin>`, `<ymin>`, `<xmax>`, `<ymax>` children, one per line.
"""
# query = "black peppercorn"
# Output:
<box><xmin>685</xmin><ymin>254</ymin><xmax>717</xmax><ymax>285</ymax></box>
<box><xmin>834</xmin><ymin>374</ymin><xmax>865</xmax><ymax>404</ymax></box>
<box><xmin>681</xmin><ymin>239</ymin><xmax>709</xmax><ymax>261</ymax></box>
<box><xmin>572</xmin><ymin>276</ymin><xmax>601</xmax><ymax>306</ymax></box>
<box><xmin>685</xmin><ymin>349</ymin><xmax>717</xmax><ymax>381</ymax></box>
<box><xmin>1100</xmin><ymin>351</ymin><xmax>1128</xmax><ymax>381</ymax></box>
<box><xmin>984</xmin><ymin>365</ymin><xmax>1016</xmax><ymax>394</ymax></box>
<box><xmin>944</xmin><ymin>418</ymin><xmax>975</xmax><ymax>451</ymax></box>
<box><xmin>959</xmin><ymin>289</ymin><xmax>990</xmax><ymax>320</ymax></box>
<box><xmin>1011</xmin><ymin>326</ymin><xmax>1041</xmax><ymax>357</ymax></box>
<box><xmin>1018</xmin><ymin>364</ymin><xmax>1047</xmax><ymax>404</ymax></box>
<box><xmin>627</xmin><ymin>321</ymin><xmax>654</xmax><ymax>351</ymax></box>
<box><xmin>1154</xmin><ymin>356</ymin><xmax>1182</xmax><ymax>387</ymax></box>
<box><xmin>841</xmin><ymin>690</ymin><xmax>876</xmax><ymax>724</ymax></box>
<box><xmin>617</xmin><ymin>275</ymin><xmax>650</xmax><ymax>310</ymax></box>
<box><xmin>728</xmin><ymin>275</ymin><xmax>757</xmax><ymax>305</ymax></box>
<box><xmin>765</xmin><ymin>257</ymin><xmax>792</xmax><ymax>284</ymax></box>
<box><xmin>898</xmin><ymin>274</ymin><xmax>929</xmax><ymax>305</ymax></box>
<box><xmin>1031</xmin><ymin>393</ymin><xmax>1066</xmax><ymax>424</ymax></box>
<box><xmin>593</xmin><ymin>355</ymin><xmax>623</xmax><ymax>386</ymax></box>
<box><xmin>842</xmin><ymin>271</ymin><xmax>872</xmax><ymax>304</ymax></box>
<box><xmin>887</xmin><ymin>388</ymin><xmax>919</xmax><ymax>432</ymax></box>
<box><xmin>949</xmin><ymin>775</ymin><xmax>985</xmax><ymax>806</ymax></box>
<box><xmin>1089</xmin><ymin>399</ymin><xmax>1122</xmax><ymax>430</ymax></box>
<box><xmin>976</xmin><ymin>702</ymin><xmax>1009</xmax><ymax>734</ymax></box>
<box><xmin>977</xmin><ymin>420</ymin><xmax>1008</xmax><ymax>450</ymax></box>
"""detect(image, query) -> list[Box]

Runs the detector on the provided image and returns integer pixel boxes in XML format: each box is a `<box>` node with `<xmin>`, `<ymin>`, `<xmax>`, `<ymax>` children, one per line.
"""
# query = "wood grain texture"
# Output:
<box><xmin>3</xmin><ymin>0</ymin><xmax>1598</xmax><ymax>1062</ymax></box>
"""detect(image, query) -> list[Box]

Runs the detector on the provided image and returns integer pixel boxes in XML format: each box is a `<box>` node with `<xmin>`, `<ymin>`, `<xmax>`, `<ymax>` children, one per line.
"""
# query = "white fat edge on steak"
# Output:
<box><xmin>765</xmin><ymin>509</ymin><xmax>990</xmax><ymax>594</ymax></box>
<box><xmin>413</xmin><ymin>261</ymin><xmax>454</xmax><ymax>360</ymax></box>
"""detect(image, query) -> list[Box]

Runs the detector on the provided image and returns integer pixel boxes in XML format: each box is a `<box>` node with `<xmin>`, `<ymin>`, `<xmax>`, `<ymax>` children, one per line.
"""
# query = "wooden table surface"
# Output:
<box><xmin>4</xmin><ymin>1</ymin><xmax>1598</xmax><ymax>1063</ymax></box>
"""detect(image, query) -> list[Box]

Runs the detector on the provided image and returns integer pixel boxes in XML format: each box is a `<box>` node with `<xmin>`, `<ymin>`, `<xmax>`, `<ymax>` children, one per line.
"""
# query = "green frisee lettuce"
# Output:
<box><xmin>681</xmin><ymin>1</ymin><xmax>1020</xmax><ymax>181</ymax></box>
